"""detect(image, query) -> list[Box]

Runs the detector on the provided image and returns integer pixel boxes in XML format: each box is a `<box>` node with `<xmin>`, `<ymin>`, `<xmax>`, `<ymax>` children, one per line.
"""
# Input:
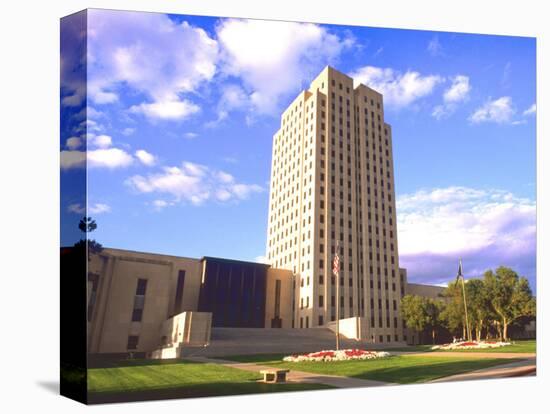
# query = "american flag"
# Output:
<box><xmin>332</xmin><ymin>254</ymin><xmax>340</xmax><ymax>276</ymax></box>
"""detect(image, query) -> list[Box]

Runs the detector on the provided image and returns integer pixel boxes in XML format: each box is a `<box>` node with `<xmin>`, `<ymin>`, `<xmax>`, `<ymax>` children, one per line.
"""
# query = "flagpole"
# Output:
<box><xmin>334</xmin><ymin>241</ymin><xmax>340</xmax><ymax>351</ymax></box>
<box><xmin>457</xmin><ymin>259</ymin><xmax>471</xmax><ymax>342</ymax></box>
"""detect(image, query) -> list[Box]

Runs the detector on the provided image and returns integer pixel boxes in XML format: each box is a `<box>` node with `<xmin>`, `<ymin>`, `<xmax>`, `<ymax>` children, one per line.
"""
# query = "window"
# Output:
<box><xmin>136</xmin><ymin>278</ymin><xmax>148</xmax><ymax>295</ymax></box>
<box><xmin>173</xmin><ymin>270</ymin><xmax>186</xmax><ymax>314</ymax></box>
<box><xmin>319</xmin><ymin>315</ymin><xmax>324</xmax><ymax>326</ymax></box>
<box><xmin>131</xmin><ymin>278</ymin><xmax>147</xmax><ymax>322</ymax></box>
<box><xmin>127</xmin><ymin>335</ymin><xmax>139</xmax><ymax>350</ymax></box>
<box><xmin>319</xmin><ymin>295</ymin><xmax>324</xmax><ymax>307</ymax></box>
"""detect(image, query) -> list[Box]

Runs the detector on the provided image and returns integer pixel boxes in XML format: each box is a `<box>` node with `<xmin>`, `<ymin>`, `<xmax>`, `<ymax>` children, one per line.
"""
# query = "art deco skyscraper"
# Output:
<box><xmin>266</xmin><ymin>66</ymin><xmax>405</xmax><ymax>343</ymax></box>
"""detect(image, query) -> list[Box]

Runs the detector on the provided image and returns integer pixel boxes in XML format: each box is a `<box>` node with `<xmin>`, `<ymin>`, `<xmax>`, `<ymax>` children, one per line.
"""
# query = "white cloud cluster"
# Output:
<box><xmin>60</xmin><ymin>12</ymin><xmax>87</xmax><ymax>108</ymax></box>
<box><xmin>432</xmin><ymin>75</ymin><xmax>471</xmax><ymax>120</ymax></box>
<box><xmin>134</xmin><ymin>149</ymin><xmax>156</xmax><ymax>166</ymax></box>
<box><xmin>443</xmin><ymin>75</ymin><xmax>471</xmax><ymax>103</ymax></box>
<box><xmin>523</xmin><ymin>103</ymin><xmax>536</xmax><ymax>116</ymax></box>
<box><xmin>61</xmin><ymin>130</ymin><xmax>156</xmax><ymax>170</ymax></box>
<box><xmin>216</xmin><ymin>18</ymin><xmax>353</xmax><ymax>115</ymax></box>
<box><xmin>67</xmin><ymin>202</ymin><xmax>111</xmax><ymax>215</ymax></box>
<box><xmin>88</xmin><ymin>148</ymin><xmax>134</xmax><ymax>169</ymax></box>
<box><xmin>87</xmin><ymin>10</ymin><xmax>218</xmax><ymax>120</ymax></box>
<box><xmin>397</xmin><ymin>186</ymin><xmax>535</xmax><ymax>284</ymax></box>
<box><xmin>469</xmin><ymin>96</ymin><xmax>515</xmax><ymax>124</ymax></box>
<box><xmin>350</xmin><ymin>66</ymin><xmax>443</xmax><ymax>108</ymax></box>
<box><xmin>60</xmin><ymin>150</ymin><xmax>86</xmax><ymax>170</ymax></box>
<box><xmin>129</xmin><ymin>100</ymin><xmax>200</xmax><ymax>121</ymax></box>
<box><xmin>126</xmin><ymin>161</ymin><xmax>263</xmax><ymax>206</ymax></box>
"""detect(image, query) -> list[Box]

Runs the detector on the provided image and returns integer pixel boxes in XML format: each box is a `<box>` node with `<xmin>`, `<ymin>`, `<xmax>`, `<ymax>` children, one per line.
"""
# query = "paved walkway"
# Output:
<box><xmin>185</xmin><ymin>356</ymin><xmax>395</xmax><ymax>388</ymax></box>
<box><xmin>395</xmin><ymin>351</ymin><xmax>536</xmax><ymax>359</ymax></box>
<box><xmin>428</xmin><ymin>357</ymin><xmax>536</xmax><ymax>382</ymax></box>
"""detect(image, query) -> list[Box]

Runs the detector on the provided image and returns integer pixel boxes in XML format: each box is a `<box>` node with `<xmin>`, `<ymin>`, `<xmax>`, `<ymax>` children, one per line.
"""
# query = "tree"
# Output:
<box><xmin>401</xmin><ymin>295</ymin><xmax>444</xmax><ymax>344</ymax></box>
<box><xmin>440</xmin><ymin>282</ymin><xmax>467</xmax><ymax>338</ymax></box>
<box><xmin>75</xmin><ymin>216</ymin><xmax>103</xmax><ymax>255</ymax></box>
<box><xmin>483</xmin><ymin>267</ymin><xmax>536</xmax><ymax>340</ymax></box>
<box><xmin>465</xmin><ymin>278</ymin><xmax>494</xmax><ymax>341</ymax></box>
<box><xmin>78</xmin><ymin>216</ymin><xmax>97</xmax><ymax>233</ymax></box>
<box><xmin>424</xmin><ymin>298</ymin><xmax>445</xmax><ymax>344</ymax></box>
<box><xmin>401</xmin><ymin>295</ymin><xmax>426</xmax><ymax>340</ymax></box>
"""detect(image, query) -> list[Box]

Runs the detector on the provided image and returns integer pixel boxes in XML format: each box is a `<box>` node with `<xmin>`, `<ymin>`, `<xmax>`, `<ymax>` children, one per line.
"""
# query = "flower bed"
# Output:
<box><xmin>283</xmin><ymin>349</ymin><xmax>391</xmax><ymax>362</ymax></box>
<box><xmin>431</xmin><ymin>340</ymin><xmax>511</xmax><ymax>350</ymax></box>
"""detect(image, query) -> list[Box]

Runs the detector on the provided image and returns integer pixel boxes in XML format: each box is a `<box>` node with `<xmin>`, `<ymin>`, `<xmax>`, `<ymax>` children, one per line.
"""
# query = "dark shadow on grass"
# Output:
<box><xmin>87</xmin><ymin>381</ymin><xmax>333</xmax><ymax>404</ymax></box>
<box><xmin>88</xmin><ymin>358</ymin><xmax>204</xmax><ymax>369</ymax></box>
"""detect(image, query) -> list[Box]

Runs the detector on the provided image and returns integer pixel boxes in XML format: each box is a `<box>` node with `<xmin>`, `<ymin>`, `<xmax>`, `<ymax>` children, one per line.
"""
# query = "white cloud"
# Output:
<box><xmin>469</xmin><ymin>96</ymin><xmax>515</xmax><ymax>124</ymax></box>
<box><xmin>67</xmin><ymin>203</ymin><xmax>85</xmax><ymax>214</ymax></box>
<box><xmin>183</xmin><ymin>132</ymin><xmax>198</xmax><ymax>139</ymax></box>
<box><xmin>398</xmin><ymin>187</ymin><xmax>536</xmax><ymax>254</ymax></box>
<box><xmin>88</xmin><ymin>148</ymin><xmax>134</xmax><ymax>169</ymax></box>
<box><xmin>523</xmin><ymin>103</ymin><xmax>536</xmax><ymax>116</ymax></box>
<box><xmin>432</xmin><ymin>75</ymin><xmax>470</xmax><ymax>120</ymax></box>
<box><xmin>87</xmin><ymin>10</ymin><xmax>218</xmax><ymax>120</ymax></box>
<box><xmin>129</xmin><ymin>99</ymin><xmax>200</xmax><ymax>121</ymax></box>
<box><xmin>67</xmin><ymin>202</ymin><xmax>111</xmax><ymax>215</ymax></box>
<box><xmin>397</xmin><ymin>186</ymin><xmax>535</xmax><ymax>284</ymax></box>
<box><xmin>151</xmin><ymin>199</ymin><xmax>175</xmax><ymax>210</ymax></box>
<box><xmin>135</xmin><ymin>149</ymin><xmax>156</xmax><ymax>166</ymax></box>
<box><xmin>60</xmin><ymin>15</ymin><xmax>86</xmax><ymax>108</ymax></box>
<box><xmin>427</xmin><ymin>36</ymin><xmax>443</xmax><ymax>56</ymax></box>
<box><xmin>60</xmin><ymin>150</ymin><xmax>86</xmax><ymax>170</ymax></box>
<box><xmin>443</xmin><ymin>75</ymin><xmax>470</xmax><ymax>103</ymax></box>
<box><xmin>431</xmin><ymin>105</ymin><xmax>447</xmax><ymax>120</ymax></box>
<box><xmin>61</xmin><ymin>147</ymin><xmax>135</xmax><ymax>170</ymax></box>
<box><xmin>350</xmin><ymin>66</ymin><xmax>443</xmax><ymax>108</ymax></box>
<box><xmin>90</xmin><ymin>134</ymin><xmax>112</xmax><ymax>148</ymax></box>
<box><xmin>210</xmin><ymin>84</ymin><xmax>249</xmax><ymax>124</ymax></box>
<box><xmin>126</xmin><ymin>161</ymin><xmax>262</xmax><ymax>205</ymax></box>
<box><xmin>217</xmin><ymin>18</ymin><xmax>352</xmax><ymax>115</ymax></box>
<box><xmin>65</xmin><ymin>137</ymin><xmax>82</xmax><ymax>150</ymax></box>
<box><xmin>122</xmin><ymin>127</ymin><xmax>135</xmax><ymax>136</ymax></box>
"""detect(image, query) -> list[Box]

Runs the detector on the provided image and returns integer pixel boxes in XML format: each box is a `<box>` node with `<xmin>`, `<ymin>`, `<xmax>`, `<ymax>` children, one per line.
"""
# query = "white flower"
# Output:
<box><xmin>283</xmin><ymin>349</ymin><xmax>391</xmax><ymax>362</ymax></box>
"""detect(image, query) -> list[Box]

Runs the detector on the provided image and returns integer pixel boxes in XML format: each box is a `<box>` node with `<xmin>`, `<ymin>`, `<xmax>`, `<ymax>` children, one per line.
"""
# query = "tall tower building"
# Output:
<box><xmin>266</xmin><ymin>66</ymin><xmax>405</xmax><ymax>343</ymax></box>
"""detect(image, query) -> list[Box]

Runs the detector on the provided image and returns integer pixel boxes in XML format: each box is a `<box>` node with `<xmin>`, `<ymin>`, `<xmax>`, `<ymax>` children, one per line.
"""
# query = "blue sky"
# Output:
<box><xmin>61</xmin><ymin>9</ymin><xmax>536</xmax><ymax>290</ymax></box>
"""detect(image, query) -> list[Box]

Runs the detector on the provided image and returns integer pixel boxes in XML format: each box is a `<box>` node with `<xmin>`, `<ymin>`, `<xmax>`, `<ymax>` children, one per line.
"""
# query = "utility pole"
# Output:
<box><xmin>457</xmin><ymin>259</ymin><xmax>471</xmax><ymax>342</ymax></box>
<box><xmin>333</xmin><ymin>241</ymin><xmax>341</xmax><ymax>350</ymax></box>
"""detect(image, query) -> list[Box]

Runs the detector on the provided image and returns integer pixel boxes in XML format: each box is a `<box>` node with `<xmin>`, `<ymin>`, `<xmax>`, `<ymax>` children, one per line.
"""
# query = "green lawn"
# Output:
<box><xmin>87</xmin><ymin>359</ymin><xmax>331</xmax><ymax>402</ymax></box>
<box><xmin>378</xmin><ymin>339</ymin><xmax>536</xmax><ymax>354</ymax></box>
<box><xmin>220</xmin><ymin>354</ymin><xmax>520</xmax><ymax>384</ymax></box>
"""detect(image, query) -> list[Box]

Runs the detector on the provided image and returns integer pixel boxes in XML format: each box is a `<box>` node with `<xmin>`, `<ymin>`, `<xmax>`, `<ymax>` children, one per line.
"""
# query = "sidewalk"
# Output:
<box><xmin>428</xmin><ymin>357</ymin><xmax>536</xmax><ymax>383</ymax></box>
<box><xmin>185</xmin><ymin>356</ymin><xmax>395</xmax><ymax>388</ymax></box>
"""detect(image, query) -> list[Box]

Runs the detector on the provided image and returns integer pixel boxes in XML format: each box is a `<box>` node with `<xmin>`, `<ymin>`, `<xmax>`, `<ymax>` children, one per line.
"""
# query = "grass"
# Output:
<box><xmin>220</xmin><ymin>354</ymin><xmax>520</xmax><ymax>384</ymax></box>
<box><xmin>87</xmin><ymin>359</ymin><xmax>331</xmax><ymax>402</ymax></box>
<box><xmin>373</xmin><ymin>339</ymin><xmax>536</xmax><ymax>354</ymax></box>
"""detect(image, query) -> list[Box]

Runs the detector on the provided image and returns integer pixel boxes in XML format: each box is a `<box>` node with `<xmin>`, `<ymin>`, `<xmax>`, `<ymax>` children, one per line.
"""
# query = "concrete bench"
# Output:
<box><xmin>260</xmin><ymin>369</ymin><xmax>290</xmax><ymax>383</ymax></box>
